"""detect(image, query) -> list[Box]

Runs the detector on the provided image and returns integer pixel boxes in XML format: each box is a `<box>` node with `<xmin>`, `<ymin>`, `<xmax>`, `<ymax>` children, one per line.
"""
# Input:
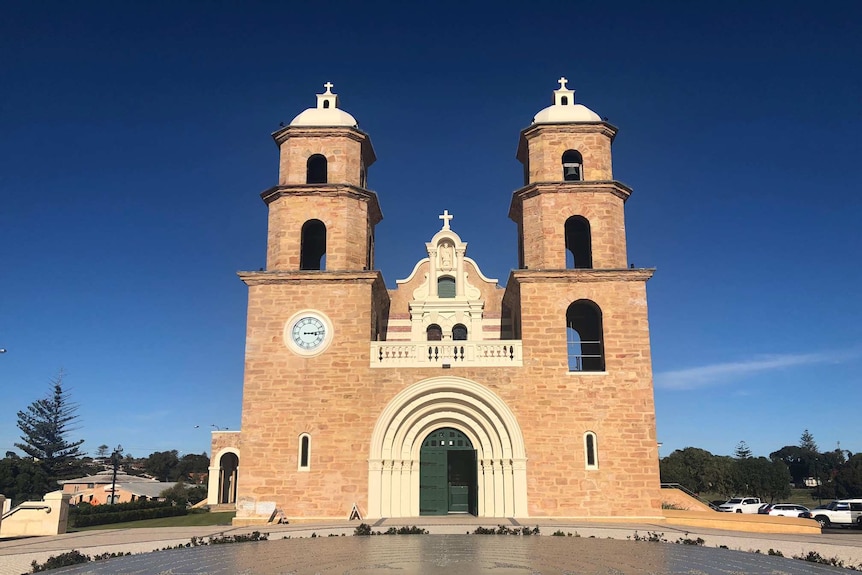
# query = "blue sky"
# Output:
<box><xmin>1</xmin><ymin>1</ymin><xmax>860</xmax><ymax>461</ymax></box>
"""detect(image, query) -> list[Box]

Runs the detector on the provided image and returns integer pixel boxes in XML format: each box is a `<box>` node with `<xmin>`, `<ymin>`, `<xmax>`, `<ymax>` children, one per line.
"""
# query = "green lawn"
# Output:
<box><xmin>71</xmin><ymin>511</ymin><xmax>236</xmax><ymax>531</ymax></box>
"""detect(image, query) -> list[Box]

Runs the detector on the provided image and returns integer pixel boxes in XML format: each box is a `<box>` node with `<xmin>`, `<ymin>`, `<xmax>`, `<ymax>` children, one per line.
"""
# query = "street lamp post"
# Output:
<box><xmin>109</xmin><ymin>445</ymin><xmax>123</xmax><ymax>505</ymax></box>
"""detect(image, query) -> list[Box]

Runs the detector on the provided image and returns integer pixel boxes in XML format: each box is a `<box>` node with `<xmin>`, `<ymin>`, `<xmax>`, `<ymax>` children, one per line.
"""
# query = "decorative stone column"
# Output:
<box><xmin>207</xmin><ymin>464</ymin><xmax>221</xmax><ymax>505</ymax></box>
<box><xmin>367</xmin><ymin>459</ymin><xmax>383</xmax><ymax>518</ymax></box>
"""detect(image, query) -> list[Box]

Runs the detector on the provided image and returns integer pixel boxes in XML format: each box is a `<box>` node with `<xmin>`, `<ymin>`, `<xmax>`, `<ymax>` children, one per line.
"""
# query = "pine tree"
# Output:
<box><xmin>734</xmin><ymin>440</ymin><xmax>753</xmax><ymax>459</ymax></box>
<box><xmin>15</xmin><ymin>371</ymin><xmax>85</xmax><ymax>483</ymax></box>
<box><xmin>800</xmin><ymin>429</ymin><xmax>818</xmax><ymax>452</ymax></box>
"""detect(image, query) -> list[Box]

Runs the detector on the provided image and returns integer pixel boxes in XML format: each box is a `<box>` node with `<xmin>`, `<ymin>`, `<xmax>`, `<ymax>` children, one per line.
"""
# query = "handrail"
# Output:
<box><xmin>2</xmin><ymin>504</ymin><xmax>51</xmax><ymax>520</ymax></box>
<box><xmin>660</xmin><ymin>482</ymin><xmax>722</xmax><ymax>511</ymax></box>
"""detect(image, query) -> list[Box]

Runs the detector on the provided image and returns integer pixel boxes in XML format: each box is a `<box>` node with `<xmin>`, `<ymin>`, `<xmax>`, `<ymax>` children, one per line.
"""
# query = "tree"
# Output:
<box><xmin>175</xmin><ymin>453</ymin><xmax>210</xmax><ymax>483</ymax></box>
<box><xmin>96</xmin><ymin>444</ymin><xmax>110</xmax><ymax>459</ymax></box>
<box><xmin>0</xmin><ymin>454</ymin><xmax>50</xmax><ymax>506</ymax></box>
<box><xmin>660</xmin><ymin>447</ymin><xmax>715</xmax><ymax>493</ymax></box>
<box><xmin>800</xmin><ymin>429</ymin><xmax>818</xmax><ymax>452</ymax></box>
<box><xmin>735</xmin><ymin>457</ymin><xmax>791</xmax><ymax>501</ymax></box>
<box><xmin>14</xmin><ymin>371</ymin><xmax>85</xmax><ymax>483</ymax></box>
<box><xmin>833</xmin><ymin>453</ymin><xmax>862</xmax><ymax>499</ymax></box>
<box><xmin>144</xmin><ymin>450</ymin><xmax>180</xmax><ymax>481</ymax></box>
<box><xmin>734</xmin><ymin>441</ymin><xmax>752</xmax><ymax>459</ymax></box>
<box><xmin>160</xmin><ymin>481</ymin><xmax>189</xmax><ymax>506</ymax></box>
<box><xmin>159</xmin><ymin>481</ymin><xmax>207</xmax><ymax>507</ymax></box>
<box><xmin>770</xmin><ymin>445</ymin><xmax>816</xmax><ymax>486</ymax></box>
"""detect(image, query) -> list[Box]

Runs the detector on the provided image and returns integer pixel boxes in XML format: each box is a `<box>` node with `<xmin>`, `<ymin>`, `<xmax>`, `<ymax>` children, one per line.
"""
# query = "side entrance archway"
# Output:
<box><xmin>368</xmin><ymin>376</ymin><xmax>527</xmax><ymax>518</ymax></box>
<box><xmin>420</xmin><ymin>428</ymin><xmax>477</xmax><ymax>515</ymax></box>
<box><xmin>207</xmin><ymin>448</ymin><xmax>239</xmax><ymax>507</ymax></box>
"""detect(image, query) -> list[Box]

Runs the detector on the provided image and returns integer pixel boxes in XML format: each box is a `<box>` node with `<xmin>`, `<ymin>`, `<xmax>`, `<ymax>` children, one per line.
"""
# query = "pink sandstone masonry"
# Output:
<box><xmin>211</xmin><ymin>82</ymin><xmax>663</xmax><ymax>524</ymax></box>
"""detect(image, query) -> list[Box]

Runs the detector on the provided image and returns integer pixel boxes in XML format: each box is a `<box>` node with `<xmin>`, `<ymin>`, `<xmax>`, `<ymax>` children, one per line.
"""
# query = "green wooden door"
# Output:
<box><xmin>419</xmin><ymin>448</ymin><xmax>447</xmax><ymax>515</ymax></box>
<box><xmin>419</xmin><ymin>428</ymin><xmax>477</xmax><ymax>515</ymax></box>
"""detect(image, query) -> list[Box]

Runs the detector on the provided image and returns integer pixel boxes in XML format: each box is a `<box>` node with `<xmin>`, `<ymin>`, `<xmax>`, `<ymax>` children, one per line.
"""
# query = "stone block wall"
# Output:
<box><xmin>514</xmin><ymin>185</ymin><xmax>629</xmax><ymax>270</ymax></box>
<box><xmin>276</xmin><ymin>128</ymin><xmax>371</xmax><ymax>187</ymax></box>
<box><xmin>264</xmin><ymin>190</ymin><xmax>379</xmax><ymax>271</ymax></box>
<box><xmin>233</xmin><ymin>268</ymin><xmax>661</xmax><ymax>521</ymax></box>
<box><xmin>520</xmin><ymin>124</ymin><xmax>616</xmax><ymax>182</ymax></box>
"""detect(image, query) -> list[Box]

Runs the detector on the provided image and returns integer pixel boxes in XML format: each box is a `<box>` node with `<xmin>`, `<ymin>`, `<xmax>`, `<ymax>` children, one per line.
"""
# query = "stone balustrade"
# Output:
<box><xmin>370</xmin><ymin>341</ymin><xmax>523</xmax><ymax>367</ymax></box>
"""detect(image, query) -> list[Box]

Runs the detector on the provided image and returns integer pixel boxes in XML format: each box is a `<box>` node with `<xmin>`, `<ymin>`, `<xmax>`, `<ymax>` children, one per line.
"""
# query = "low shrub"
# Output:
<box><xmin>70</xmin><ymin>503</ymin><xmax>186</xmax><ymax>527</ymax></box>
<box><xmin>30</xmin><ymin>550</ymin><xmax>130</xmax><ymax>573</ymax></box>
<box><xmin>472</xmin><ymin>525</ymin><xmax>539</xmax><ymax>535</ymax></box>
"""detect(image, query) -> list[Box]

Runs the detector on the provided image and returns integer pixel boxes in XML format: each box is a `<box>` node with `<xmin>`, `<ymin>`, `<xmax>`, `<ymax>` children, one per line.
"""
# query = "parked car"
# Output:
<box><xmin>718</xmin><ymin>497</ymin><xmax>763</xmax><ymax>513</ymax></box>
<box><xmin>809</xmin><ymin>499</ymin><xmax>862</xmax><ymax>528</ymax></box>
<box><xmin>764</xmin><ymin>503</ymin><xmax>811</xmax><ymax>518</ymax></box>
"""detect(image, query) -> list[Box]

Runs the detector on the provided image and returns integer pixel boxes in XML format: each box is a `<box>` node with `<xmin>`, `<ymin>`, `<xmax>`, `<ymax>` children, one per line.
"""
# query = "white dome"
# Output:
<box><xmin>533</xmin><ymin>103</ymin><xmax>601</xmax><ymax>124</ymax></box>
<box><xmin>290</xmin><ymin>107</ymin><xmax>357</xmax><ymax>127</ymax></box>
<box><xmin>532</xmin><ymin>77</ymin><xmax>602</xmax><ymax>124</ymax></box>
<box><xmin>288</xmin><ymin>82</ymin><xmax>358</xmax><ymax>128</ymax></box>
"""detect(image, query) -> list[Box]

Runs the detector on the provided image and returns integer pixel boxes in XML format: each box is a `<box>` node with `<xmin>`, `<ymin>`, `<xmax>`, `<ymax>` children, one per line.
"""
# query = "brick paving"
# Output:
<box><xmin>1</xmin><ymin>519</ymin><xmax>861</xmax><ymax>575</ymax></box>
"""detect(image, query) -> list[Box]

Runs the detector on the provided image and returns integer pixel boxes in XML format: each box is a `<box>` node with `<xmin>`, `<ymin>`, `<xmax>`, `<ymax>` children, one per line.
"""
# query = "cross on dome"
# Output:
<box><xmin>438</xmin><ymin>210</ymin><xmax>453</xmax><ymax>230</ymax></box>
<box><xmin>552</xmin><ymin>75</ymin><xmax>575</xmax><ymax>107</ymax></box>
<box><xmin>316</xmin><ymin>81</ymin><xmax>340</xmax><ymax>111</ymax></box>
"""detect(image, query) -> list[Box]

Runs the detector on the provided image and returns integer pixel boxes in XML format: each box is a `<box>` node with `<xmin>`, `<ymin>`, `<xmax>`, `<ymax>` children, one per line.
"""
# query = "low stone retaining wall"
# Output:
<box><xmin>662</xmin><ymin>509</ymin><xmax>821</xmax><ymax>534</ymax></box>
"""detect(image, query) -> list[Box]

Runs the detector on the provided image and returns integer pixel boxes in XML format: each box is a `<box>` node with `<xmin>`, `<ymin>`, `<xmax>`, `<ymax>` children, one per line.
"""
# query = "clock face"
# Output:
<box><xmin>291</xmin><ymin>316</ymin><xmax>326</xmax><ymax>350</ymax></box>
<box><xmin>284</xmin><ymin>311</ymin><xmax>333</xmax><ymax>356</ymax></box>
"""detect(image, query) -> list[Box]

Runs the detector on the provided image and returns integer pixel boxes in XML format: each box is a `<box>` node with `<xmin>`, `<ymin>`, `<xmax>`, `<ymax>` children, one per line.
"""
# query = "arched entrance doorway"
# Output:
<box><xmin>217</xmin><ymin>452</ymin><xmax>238</xmax><ymax>504</ymax></box>
<box><xmin>420</xmin><ymin>428</ymin><xmax>477</xmax><ymax>515</ymax></box>
<box><xmin>368</xmin><ymin>376</ymin><xmax>527</xmax><ymax>518</ymax></box>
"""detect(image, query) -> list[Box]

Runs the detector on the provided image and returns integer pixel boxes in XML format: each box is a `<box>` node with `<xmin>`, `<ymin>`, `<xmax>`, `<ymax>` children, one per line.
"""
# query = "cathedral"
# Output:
<box><xmin>207</xmin><ymin>79</ymin><xmax>662</xmax><ymax>523</ymax></box>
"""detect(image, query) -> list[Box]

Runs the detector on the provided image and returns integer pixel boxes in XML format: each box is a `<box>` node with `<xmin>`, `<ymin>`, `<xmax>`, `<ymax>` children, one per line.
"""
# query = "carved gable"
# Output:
<box><xmin>386</xmin><ymin>211</ymin><xmax>504</xmax><ymax>342</ymax></box>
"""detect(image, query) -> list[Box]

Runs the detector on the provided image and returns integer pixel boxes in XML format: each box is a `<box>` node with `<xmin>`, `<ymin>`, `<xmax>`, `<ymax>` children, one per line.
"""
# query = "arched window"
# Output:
<box><xmin>562</xmin><ymin>149</ymin><xmax>583</xmax><ymax>182</ymax></box>
<box><xmin>453</xmin><ymin>324</ymin><xmax>468</xmax><ymax>341</ymax></box>
<box><xmin>322</xmin><ymin>100</ymin><xmax>330</xmax><ymax>109</ymax></box>
<box><xmin>300</xmin><ymin>219</ymin><xmax>326</xmax><ymax>270</ymax></box>
<box><xmin>299</xmin><ymin>434</ymin><xmax>311</xmax><ymax>471</ymax></box>
<box><xmin>306</xmin><ymin>154</ymin><xmax>327</xmax><ymax>184</ymax></box>
<box><xmin>584</xmin><ymin>432</ymin><xmax>598</xmax><ymax>469</ymax></box>
<box><xmin>560</xmin><ymin>96</ymin><xmax>569</xmax><ymax>105</ymax></box>
<box><xmin>566</xmin><ymin>300</ymin><xmax>604</xmax><ymax>372</ymax></box>
<box><xmin>426</xmin><ymin>324</ymin><xmax>443</xmax><ymax>341</ymax></box>
<box><xmin>437</xmin><ymin>276</ymin><xmax>456</xmax><ymax>298</ymax></box>
<box><xmin>565</xmin><ymin>216</ymin><xmax>592</xmax><ymax>269</ymax></box>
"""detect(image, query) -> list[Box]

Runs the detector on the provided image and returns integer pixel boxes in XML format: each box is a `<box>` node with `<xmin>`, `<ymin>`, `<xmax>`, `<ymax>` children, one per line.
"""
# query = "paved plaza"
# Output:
<box><xmin>2</xmin><ymin>518</ymin><xmax>861</xmax><ymax>575</ymax></box>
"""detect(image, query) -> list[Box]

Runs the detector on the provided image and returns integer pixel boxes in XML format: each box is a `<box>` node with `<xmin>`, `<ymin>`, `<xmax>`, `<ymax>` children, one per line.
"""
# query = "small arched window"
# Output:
<box><xmin>438</xmin><ymin>276</ymin><xmax>456</xmax><ymax>298</ymax></box>
<box><xmin>562</xmin><ymin>149</ymin><xmax>583</xmax><ymax>182</ymax></box>
<box><xmin>300</xmin><ymin>219</ymin><xmax>326</xmax><ymax>270</ymax></box>
<box><xmin>566</xmin><ymin>300</ymin><xmax>604</xmax><ymax>372</ymax></box>
<box><xmin>306</xmin><ymin>154</ymin><xmax>328</xmax><ymax>184</ymax></box>
<box><xmin>565</xmin><ymin>216</ymin><xmax>593</xmax><ymax>269</ymax></box>
<box><xmin>453</xmin><ymin>324</ymin><xmax>468</xmax><ymax>341</ymax></box>
<box><xmin>584</xmin><ymin>432</ymin><xmax>598</xmax><ymax>469</ymax></box>
<box><xmin>561</xmin><ymin>96</ymin><xmax>569</xmax><ymax>105</ymax></box>
<box><xmin>323</xmin><ymin>100</ymin><xmax>330</xmax><ymax>109</ymax></box>
<box><xmin>426</xmin><ymin>324</ymin><xmax>443</xmax><ymax>341</ymax></box>
<box><xmin>299</xmin><ymin>433</ymin><xmax>311</xmax><ymax>471</ymax></box>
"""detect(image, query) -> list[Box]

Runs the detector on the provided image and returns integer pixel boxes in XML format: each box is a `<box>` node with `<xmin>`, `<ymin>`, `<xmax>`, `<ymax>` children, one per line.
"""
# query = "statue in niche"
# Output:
<box><xmin>439</xmin><ymin>243</ymin><xmax>454</xmax><ymax>271</ymax></box>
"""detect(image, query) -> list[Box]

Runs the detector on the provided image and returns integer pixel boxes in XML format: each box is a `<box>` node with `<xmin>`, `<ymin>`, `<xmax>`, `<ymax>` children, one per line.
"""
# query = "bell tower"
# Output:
<box><xmin>510</xmin><ymin>77</ymin><xmax>630</xmax><ymax>271</ymax></box>
<box><xmin>502</xmin><ymin>78</ymin><xmax>660</xmax><ymax>516</ymax></box>
<box><xmin>263</xmin><ymin>82</ymin><xmax>381</xmax><ymax>272</ymax></box>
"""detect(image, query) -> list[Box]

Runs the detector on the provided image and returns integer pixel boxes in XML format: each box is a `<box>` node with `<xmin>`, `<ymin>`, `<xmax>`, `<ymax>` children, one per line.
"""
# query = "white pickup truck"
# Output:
<box><xmin>809</xmin><ymin>499</ymin><xmax>862</xmax><ymax>528</ymax></box>
<box><xmin>718</xmin><ymin>497</ymin><xmax>763</xmax><ymax>513</ymax></box>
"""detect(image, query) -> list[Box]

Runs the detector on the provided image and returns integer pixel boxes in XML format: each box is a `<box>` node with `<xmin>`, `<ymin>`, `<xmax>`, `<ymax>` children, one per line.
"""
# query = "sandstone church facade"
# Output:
<box><xmin>208</xmin><ymin>79</ymin><xmax>662</xmax><ymax>524</ymax></box>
